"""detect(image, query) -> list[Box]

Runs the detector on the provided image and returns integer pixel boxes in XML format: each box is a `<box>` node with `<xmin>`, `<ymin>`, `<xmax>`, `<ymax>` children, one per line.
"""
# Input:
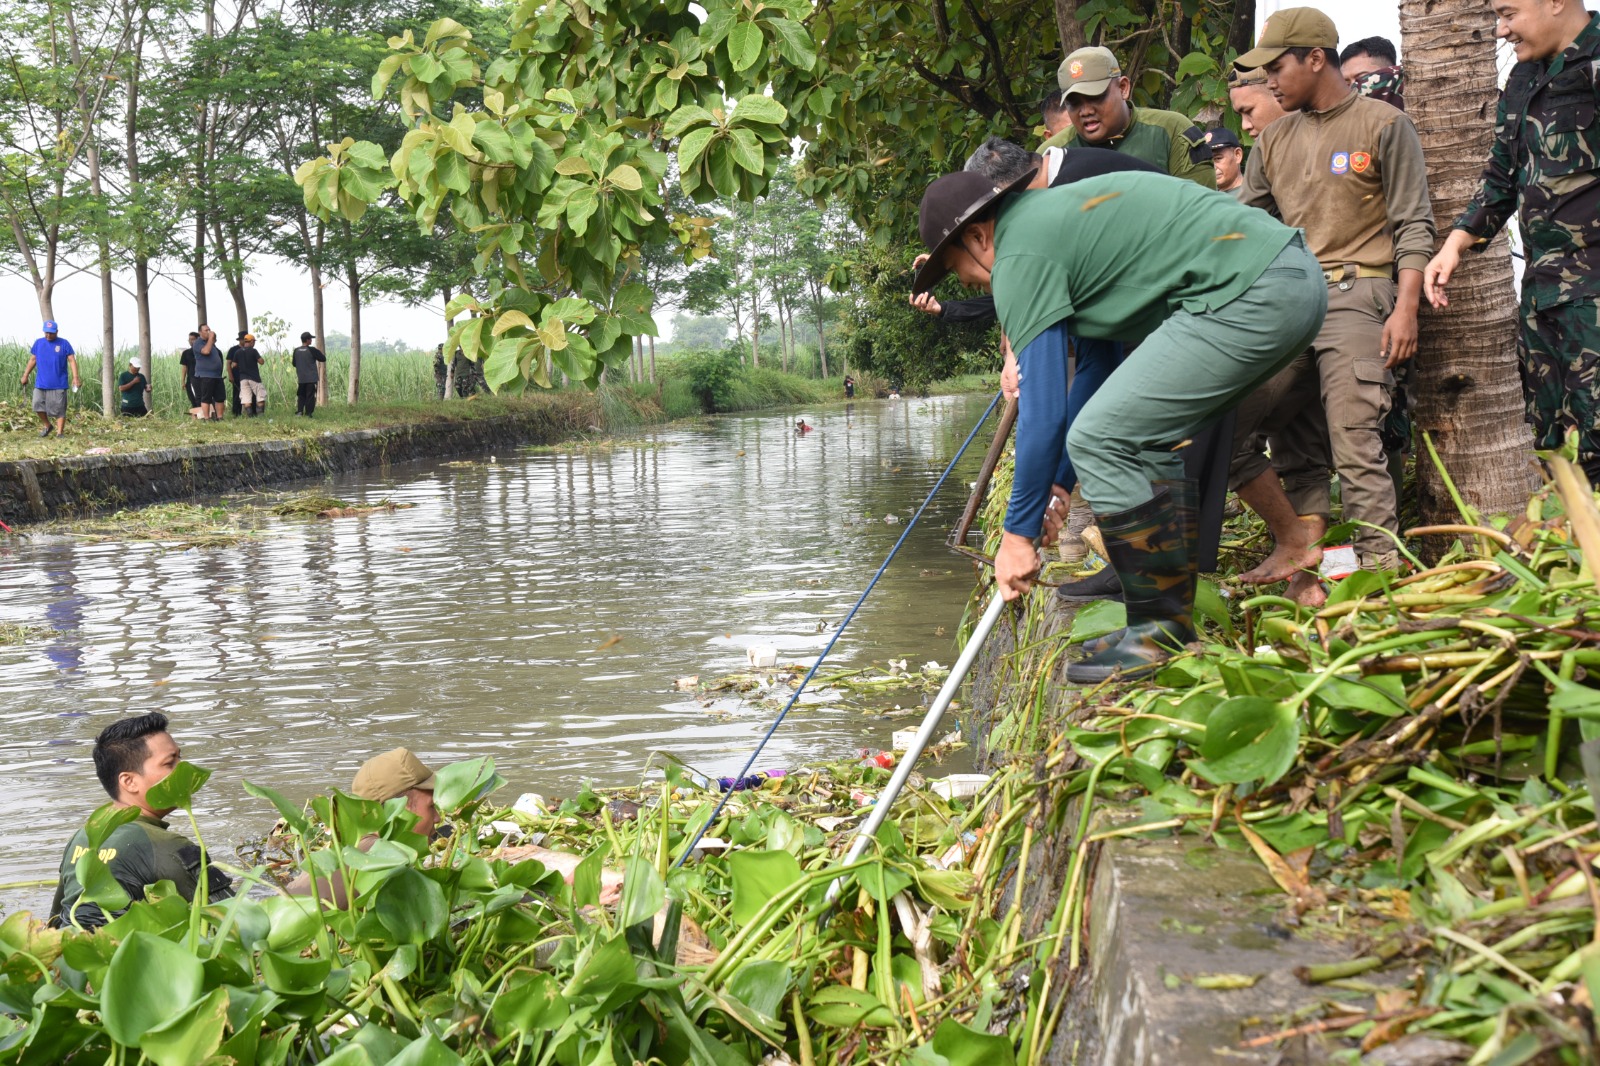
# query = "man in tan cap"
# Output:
<box><xmin>351</xmin><ymin>747</ymin><xmax>440</xmax><ymax>837</ymax></box>
<box><xmin>1226</xmin><ymin>6</ymin><xmax>1435</xmax><ymax>600</ymax></box>
<box><xmin>1042</xmin><ymin>45</ymin><xmax>1214</xmax><ymax>187</ymax></box>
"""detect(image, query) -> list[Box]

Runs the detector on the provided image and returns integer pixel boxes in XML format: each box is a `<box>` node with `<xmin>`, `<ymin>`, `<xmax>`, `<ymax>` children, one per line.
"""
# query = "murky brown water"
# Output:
<box><xmin>0</xmin><ymin>394</ymin><xmax>993</xmax><ymax>913</ymax></box>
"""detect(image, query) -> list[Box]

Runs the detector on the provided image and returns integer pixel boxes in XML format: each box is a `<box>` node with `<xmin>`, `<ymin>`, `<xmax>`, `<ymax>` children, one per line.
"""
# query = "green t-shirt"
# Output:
<box><xmin>1041</xmin><ymin>106</ymin><xmax>1216</xmax><ymax>188</ymax></box>
<box><xmin>49</xmin><ymin>813</ymin><xmax>235</xmax><ymax>929</ymax></box>
<box><xmin>118</xmin><ymin>370</ymin><xmax>147</xmax><ymax>413</ymax></box>
<box><xmin>990</xmin><ymin>172</ymin><xmax>1297</xmax><ymax>354</ymax></box>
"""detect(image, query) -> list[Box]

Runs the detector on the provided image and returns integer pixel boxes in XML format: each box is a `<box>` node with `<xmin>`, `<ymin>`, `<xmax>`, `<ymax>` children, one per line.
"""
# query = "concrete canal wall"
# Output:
<box><xmin>0</xmin><ymin>411</ymin><xmax>607</xmax><ymax>525</ymax></box>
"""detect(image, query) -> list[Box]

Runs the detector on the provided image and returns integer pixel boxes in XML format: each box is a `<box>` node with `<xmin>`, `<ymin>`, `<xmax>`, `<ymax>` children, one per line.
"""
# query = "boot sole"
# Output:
<box><xmin>1067</xmin><ymin>658</ymin><xmax>1167</xmax><ymax>684</ymax></box>
<box><xmin>1056</xmin><ymin>590</ymin><xmax>1125</xmax><ymax>605</ymax></box>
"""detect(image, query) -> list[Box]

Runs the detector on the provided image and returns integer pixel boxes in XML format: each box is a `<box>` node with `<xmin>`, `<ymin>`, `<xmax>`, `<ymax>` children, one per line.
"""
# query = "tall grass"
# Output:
<box><xmin>0</xmin><ymin>342</ymin><xmax>442</xmax><ymax>421</ymax></box>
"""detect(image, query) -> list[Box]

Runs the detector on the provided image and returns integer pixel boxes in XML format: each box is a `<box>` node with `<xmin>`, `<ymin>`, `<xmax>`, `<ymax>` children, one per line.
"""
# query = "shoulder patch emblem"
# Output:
<box><xmin>1330</xmin><ymin>151</ymin><xmax>1350</xmax><ymax>175</ymax></box>
<box><xmin>1350</xmin><ymin>151</ymin><xmax>1372</xmax><ymax>173</ymax></box>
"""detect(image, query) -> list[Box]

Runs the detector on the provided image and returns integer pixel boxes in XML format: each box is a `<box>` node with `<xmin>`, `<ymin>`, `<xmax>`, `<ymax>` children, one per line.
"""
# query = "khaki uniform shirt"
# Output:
<box><xmin>1238</xmin><ymin>91</ymin><xmax>1436</xmax><ymax>274</ymax></box>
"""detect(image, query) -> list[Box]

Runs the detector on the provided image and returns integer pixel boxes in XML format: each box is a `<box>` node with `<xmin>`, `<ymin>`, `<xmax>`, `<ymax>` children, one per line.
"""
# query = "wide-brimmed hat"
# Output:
<box><xmin>911</xmin><ymin>170</ymin><xmax>1035</xmax><ymax>295</ymax></box>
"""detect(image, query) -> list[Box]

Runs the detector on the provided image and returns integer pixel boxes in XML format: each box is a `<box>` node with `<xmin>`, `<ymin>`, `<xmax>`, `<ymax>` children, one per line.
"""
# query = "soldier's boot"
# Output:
<box><xmin>1066</xmin><ymin>487</ymin><xmax>1196</xmax><ymax>685</ymax></box>
<box><xmin>1076</xmin><ymin>480</ymin><xmax>1198</xmax><ymax>657</ymax></box>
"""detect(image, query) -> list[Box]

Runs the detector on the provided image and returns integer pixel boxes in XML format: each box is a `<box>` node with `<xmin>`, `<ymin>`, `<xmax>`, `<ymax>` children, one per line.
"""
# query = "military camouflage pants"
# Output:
<box><xmin>1520</xmin><ymin>296</ymin><xmax>1600</xmax><ymax>462</ymax></box>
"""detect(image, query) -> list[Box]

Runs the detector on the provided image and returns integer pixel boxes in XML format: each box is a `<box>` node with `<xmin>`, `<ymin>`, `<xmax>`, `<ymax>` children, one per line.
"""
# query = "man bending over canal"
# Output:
<box><xmin>913</xmin><ymin>170</ymin><xmax>1326</xmax><ymax>682</ymax></box>
<box><xmin>50</xmin><ymin>712</ymin><xmax>235</xmax><ymax>929</ymax></box>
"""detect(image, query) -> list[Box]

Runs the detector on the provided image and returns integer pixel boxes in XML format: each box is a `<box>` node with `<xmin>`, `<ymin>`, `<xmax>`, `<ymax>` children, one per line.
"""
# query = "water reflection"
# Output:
<box><xmin>0</xmin><ymin>394</ymin><xmax>992</xmax><ymax>908</ymax></box>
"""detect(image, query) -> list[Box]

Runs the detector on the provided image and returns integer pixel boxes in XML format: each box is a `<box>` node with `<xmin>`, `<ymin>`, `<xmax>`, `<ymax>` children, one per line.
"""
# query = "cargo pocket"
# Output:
<box><xmin>1350</xmin><ymin>357</ymin><xmax>1394</xmax><ymax>428</ymax></box>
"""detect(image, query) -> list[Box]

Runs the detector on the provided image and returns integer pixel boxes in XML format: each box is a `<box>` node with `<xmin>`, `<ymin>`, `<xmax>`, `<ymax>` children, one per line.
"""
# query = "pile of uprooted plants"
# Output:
<box><xmin>2</xmin><ymin>453</ymin><xmax>1600</xmax><ymax>1064</ymax></box>
<box><xmin>969</xmin><ymin>446</ymin><xmax>1600</xmax><ymax>1063</ymax></box>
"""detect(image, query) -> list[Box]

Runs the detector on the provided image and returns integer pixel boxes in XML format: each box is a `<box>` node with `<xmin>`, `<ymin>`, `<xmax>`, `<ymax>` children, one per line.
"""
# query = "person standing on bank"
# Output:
<box><xmin>292</xmin><ymin>332</ymin><xmax>326</xmax><ymax>417</ymax></box>
<box><xmin>49</xmin><ymin>712</ymin><xmax>235</xmax><ymax>929</ymax></box>
<box><xmin>1426</xmin><ymin>0</ymin><xmax>1600</xmax><ymax>481</ymax></box>
<box><xmin>1207</xmin><ymin>127</ymin><xmax>1247</xmax><ymax>195</ymax></box>
<box><xmin>913</xmin><ymin>169</ymin><xmax>1326</xmax><ymax>682</ymax></box>
<box><xmin>1227</xmin><ymin>7</ymin><xmax>1436</xmax><ymax>593</ymax></box>
<box><xmin>231</xmin><ymin>333</ymin><xmax>266</xmax><ymax>416</ymax></box>
<box><xmin>191</xmin><ymin>325</ymin><xmax>226</xmax><ymax>421</ymax></box>
<box><xmin>19</xmin><ymin>321</ymin><xmax>80</xmax><ymax>438</ymax></box>
<box><xmin>226</xmin><ymin>331</ymin><xmax>247</xmax><ymax>417</ymax></box>
<box><xmin>117</xmin><ymin>356</ymin><xmax>148</xmax><ymax>417</ymax></box>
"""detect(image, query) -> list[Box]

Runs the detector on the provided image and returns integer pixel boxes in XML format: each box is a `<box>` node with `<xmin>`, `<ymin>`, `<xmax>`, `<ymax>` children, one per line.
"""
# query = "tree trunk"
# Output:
<box><xmin>346</xmin><ymin>263</ymin><xmax>361</xmax><ymax>405</ymax></box>
<box><xmin>311</xmin><ymin>226</ymin><xmax>328</xmax><ymax>407</ymax></box>
<box><xmin>64</xmin><ymin>5</ymin><xmax>116</xmax><ymax>418</ymax></box>
<box><xmin>1227</xmin><ymin>0</ymin><xmax>1255</xmax><ymax>61</ymax></box>
<box><xmin>1053</xmin><ymin>0</ymin><xmax>1087</xmax><ymax>55</ymax></box>
<box><xmin>812</xmin><ymin>289</ymin><xmax>829</xmax><ymax>379</ymax></box>
<box><xmin>125</xmin><ymin>5</ymin><xmax>152</xmax><ymax>410</ymax></box>
<box><xmin>648</xmin><ymin>334</ymin><xmax>656</xmax><ymax>383</ymax></box>
<box><xmin>1401</xmin><ymin>0</ymin><xmax>1539</xmax><ymax>524</ymax></box>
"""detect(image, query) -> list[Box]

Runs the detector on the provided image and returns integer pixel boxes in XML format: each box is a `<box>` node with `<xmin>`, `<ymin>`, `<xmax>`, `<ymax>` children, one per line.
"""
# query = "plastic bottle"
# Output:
<box><xmin>716</xmin><ymin>769</ymin><xmax>788</xmax><ymax>792</ymax></box>
<box><xmin>857</xmin><ymin>748</ymin><xmax>896</xmax><ymax>769</ymax></box>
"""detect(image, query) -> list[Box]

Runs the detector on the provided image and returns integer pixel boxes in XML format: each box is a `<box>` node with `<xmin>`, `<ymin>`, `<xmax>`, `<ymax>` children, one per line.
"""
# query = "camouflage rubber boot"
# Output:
<box><xmin>1066</xmin><ymin>487</ymin><xmax>1196</xmax><ymax>684</ymax></box>
<box><xmin>1076</xmin><ymin>480</ymin><xmax>1198</xmax><ymax>656</ymax></box>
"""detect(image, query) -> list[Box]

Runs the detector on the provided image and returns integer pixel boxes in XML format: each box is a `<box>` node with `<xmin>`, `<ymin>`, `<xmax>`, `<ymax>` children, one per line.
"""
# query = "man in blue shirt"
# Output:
<box><xmin>18</xmin><ymin>321</ymin><xmax>80</xmax><ymax>438</ymax></box>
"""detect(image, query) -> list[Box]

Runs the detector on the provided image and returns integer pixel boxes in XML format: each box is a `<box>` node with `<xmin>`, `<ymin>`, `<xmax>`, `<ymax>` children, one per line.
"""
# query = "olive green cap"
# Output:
<box><xmin>351</xmin><ymin>748</ymin><xmax>436</xmax><ymax>801</ymax></box>
<box><xmin>1058</xmin><ymin>46</ymin><xmax>1122</xmax><ymax>97</ymax></box>
<box><xmin>1235</xmin><ymin>7</ymin><xmax>1339</xmax><ymax>70</ymax></box>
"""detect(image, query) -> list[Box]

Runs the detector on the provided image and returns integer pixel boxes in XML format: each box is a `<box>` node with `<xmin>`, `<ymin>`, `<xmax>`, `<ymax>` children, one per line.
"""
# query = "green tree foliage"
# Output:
<box><xmin>839</xmin><ymin>239</ymin><xmax>994</xmax><ymax>390</ymax></box>
<box><xmin>304</xmin><ymin>0</ymin><xmax>1244</xmax><ymax>394</ymax></box>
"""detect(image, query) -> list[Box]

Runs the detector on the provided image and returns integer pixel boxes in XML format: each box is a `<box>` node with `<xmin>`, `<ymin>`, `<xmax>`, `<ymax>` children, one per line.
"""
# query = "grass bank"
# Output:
<box><xmin>965</xmin><ymin>452</ymin><xmax>1600</xmax><ymax>1060</ymax></box>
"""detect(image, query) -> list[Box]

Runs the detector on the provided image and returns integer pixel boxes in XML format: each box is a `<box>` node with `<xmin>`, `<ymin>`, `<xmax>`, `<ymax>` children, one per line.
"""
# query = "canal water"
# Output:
<box><xmin>0</xmin><ymin>393</ymin><xmax>994</xmax><ymax>913</ymax></box>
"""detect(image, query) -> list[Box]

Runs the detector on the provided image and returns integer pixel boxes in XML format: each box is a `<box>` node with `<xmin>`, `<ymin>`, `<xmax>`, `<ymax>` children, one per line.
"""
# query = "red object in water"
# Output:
<box><xmin>0</xmin><ymin>517</ymin><xmax>12</xmax><ymax>534</ymax></box>
<box><xmin>872</xmin><ymin>751</ymin><xmax>895</xmax><ymax>769</ymax></box>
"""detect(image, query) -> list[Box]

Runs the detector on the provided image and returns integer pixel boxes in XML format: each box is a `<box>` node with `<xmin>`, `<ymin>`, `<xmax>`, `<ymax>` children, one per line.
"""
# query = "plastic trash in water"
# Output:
<box><xmin>930</xmin><ymin>774</ymin><xmax>990</xmax><ymax>800</ymax></box>
<box><xmin>717</xmin><ymin>769</ymin><xmax>787</xmax><ymax>792</ymax></box>
<box><xmin>746</xmin><ymin>645</ymin><xmax>778</xmax><ymax>668</ymax></box>
<box><xmin>511</xmin><ymin>793</ymin><xmax>548</xmax><ymax>817</ymax></box>
<box><xmin>857</xmin><ymin>748</ymin><xmax>896</xmax><ymax>769</ymax></box>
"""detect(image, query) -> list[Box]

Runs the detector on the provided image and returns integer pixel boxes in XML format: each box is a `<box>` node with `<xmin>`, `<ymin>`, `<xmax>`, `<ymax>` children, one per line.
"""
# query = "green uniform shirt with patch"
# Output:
<box><xmin>49</xmin><ymin>814</ymin><xmax>235</xmax><ymax>929</ymax></box>
<box><xmin>990</xmin><ymin>172</ymin><xmax>1296</xmax><ymax>353</ymax></box>
<box><xmin>1041</xmin><ymin>105</ymin><xmax>1216</xmax><ymax>188</ymax></box>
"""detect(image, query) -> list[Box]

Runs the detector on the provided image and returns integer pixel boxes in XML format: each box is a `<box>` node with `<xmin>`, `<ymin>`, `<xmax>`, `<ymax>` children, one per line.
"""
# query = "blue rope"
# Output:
<box><xmin>672</xmin><ymin>390</ymin><xmax>1004</xmax><ymax>866</ymax></box>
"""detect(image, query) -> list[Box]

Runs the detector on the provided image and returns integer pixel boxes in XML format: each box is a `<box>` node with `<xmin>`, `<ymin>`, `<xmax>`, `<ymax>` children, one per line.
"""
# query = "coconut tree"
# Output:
<box><xmin>1401</xmin><ymin>0</ymin><xmax>1539</xmax><ymax>522</ymax></box>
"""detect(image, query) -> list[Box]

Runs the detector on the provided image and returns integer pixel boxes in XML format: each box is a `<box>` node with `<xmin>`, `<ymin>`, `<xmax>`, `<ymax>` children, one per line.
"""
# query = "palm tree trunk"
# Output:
<box><xmin>1401</xmin><ymin>0</ymin><xmax>1538</xmax><ymax>523</ymax></box>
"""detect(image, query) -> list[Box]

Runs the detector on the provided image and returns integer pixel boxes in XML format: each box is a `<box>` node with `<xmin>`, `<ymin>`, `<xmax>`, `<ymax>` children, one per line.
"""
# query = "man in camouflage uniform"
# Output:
<box><xmin>1341</xmin><ymin>36</ymin><xmax>1406</xmax><ymax>110</ymax></box>
<box><xmin>1427</xmin><ymin>0</ymin><xmax>1600</xmax><ymax>477</ymax></box>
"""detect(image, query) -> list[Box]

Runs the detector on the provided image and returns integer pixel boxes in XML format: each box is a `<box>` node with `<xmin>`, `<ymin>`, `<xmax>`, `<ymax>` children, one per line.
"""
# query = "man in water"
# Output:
<box><xmin>50</xmin><ymin>712</ymin><xmax>235</xmax><ymax>929</ymax></box>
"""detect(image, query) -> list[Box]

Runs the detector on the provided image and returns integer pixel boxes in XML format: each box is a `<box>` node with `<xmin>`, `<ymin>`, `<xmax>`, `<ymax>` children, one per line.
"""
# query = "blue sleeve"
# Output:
<box><xmin>1004</xmin><ymin>321</ymin><xmax>1072</xmax><ymax>538</ymax></box>
<box><xmin>63</xmin><ymin>340</ymin><xmax>75</xmax><ymax>356</ymax></box>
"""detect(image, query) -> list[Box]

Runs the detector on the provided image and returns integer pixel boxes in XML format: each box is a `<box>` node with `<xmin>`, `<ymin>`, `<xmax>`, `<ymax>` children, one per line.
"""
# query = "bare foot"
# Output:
<box><xmin>1285</xmin><ymin>569</ymin><xmax>1327</xmax><ymax>607</ymax></box>
<box><xmin>1239</xmin><ymin>541</ymin><xmax>1323</xmax><ymax>585</ymax></box>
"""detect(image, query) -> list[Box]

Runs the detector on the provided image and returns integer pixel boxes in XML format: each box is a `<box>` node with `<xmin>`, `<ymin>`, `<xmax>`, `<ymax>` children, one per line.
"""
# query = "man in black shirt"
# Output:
<box><xmin>226</xmin><ymin>331</ymin><xmax>247</xmax><ymax>416</ymax></box>
<box><xmin>231</xmin><ymin>334</ymin><xmax>266</xmax><ymax>416</ymax></box>
<box><xmin>292</xmin><ymin>331</ymin><xmax>326</xmax><ymax>416</ymax></box>
<box><xmin>179</xmin><ymin>332</ymin><xmax>200</xmax><ymax>416</ymax></box>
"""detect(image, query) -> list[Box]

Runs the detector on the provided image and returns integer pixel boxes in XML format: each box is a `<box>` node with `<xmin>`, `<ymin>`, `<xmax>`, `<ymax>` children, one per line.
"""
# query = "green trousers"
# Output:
<box><xmin>1069</xmin><ymin>236</ymin><xmax>1328</xmax><ymax>513</ymax></box>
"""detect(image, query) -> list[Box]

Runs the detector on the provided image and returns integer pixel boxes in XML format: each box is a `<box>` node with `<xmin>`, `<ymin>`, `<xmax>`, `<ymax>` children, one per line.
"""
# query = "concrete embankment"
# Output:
<box><xmin>0</xmin><ymin>409</ymin><xmax>637</xmax><ymax>524</ymax></box>
<box><xmin>966</xmin><ymin>595</ymin><xmax>1344</xmax><ymax>1065</ymax></box>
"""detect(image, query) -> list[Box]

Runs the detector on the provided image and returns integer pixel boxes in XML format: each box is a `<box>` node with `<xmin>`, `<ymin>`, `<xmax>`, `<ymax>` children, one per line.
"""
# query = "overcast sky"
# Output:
<box><xmin>0</xmin><ymin>1</ymin><xmax>1406</xmax><ymax>355</ymax></box>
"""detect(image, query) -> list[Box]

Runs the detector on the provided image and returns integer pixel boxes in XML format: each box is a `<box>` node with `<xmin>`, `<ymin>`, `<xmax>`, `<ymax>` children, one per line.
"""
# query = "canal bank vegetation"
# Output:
<box><xmin>967</xmin><ymin>447</ymin><xmax>1600</xmax><ymax>1060</ymax></box>
<box><xmin>0</xmin><ymin>748</ymin><xmax>1083</xmax><ymax>1064</ymax></box>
